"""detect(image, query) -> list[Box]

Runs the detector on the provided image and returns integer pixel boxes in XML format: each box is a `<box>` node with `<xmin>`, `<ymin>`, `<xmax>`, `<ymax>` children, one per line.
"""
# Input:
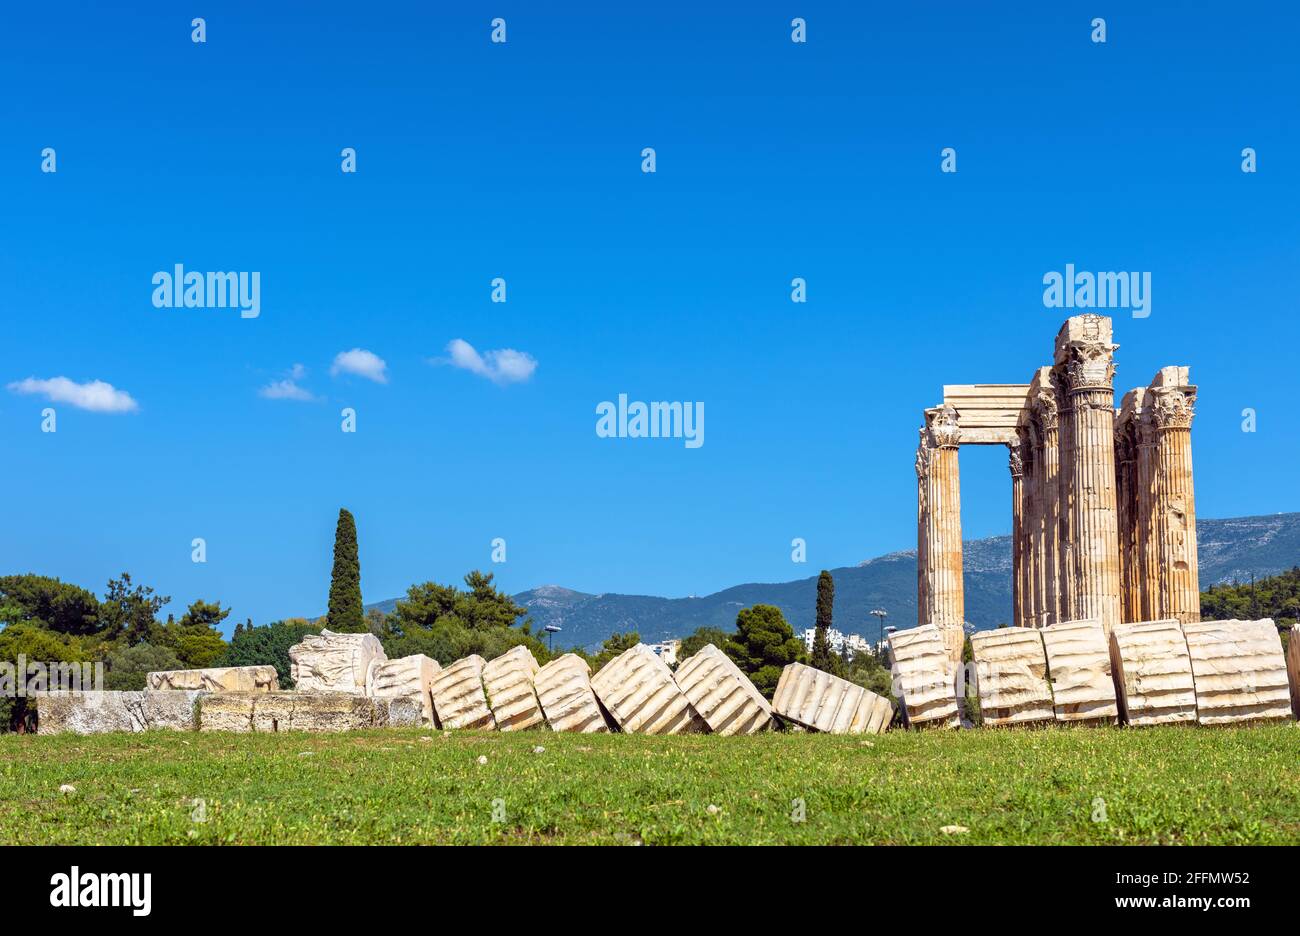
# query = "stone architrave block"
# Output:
<box><xmin>367</xmin><ymin>654</ymin><xmax>440</xmax><ymax>725</ymax></box>
<box><xmin>969</xmin><ymin>628</ymin><xmax>1055</xmax><ymax>726</ymax></box>
<box><xmin>198</xmin><ymin>691</ymin><xmax>388</xmax><ymax>732</ymax></box>
<box><xmin>1289</xmin><ymin>624</ymin><xmax>1300</xmax><ymax>720</ymax></box>
<box><xmin>1108</xmin><ymin>620</ymin><xmax>1196</xmax><ymax>726</ymax></box>
<box><xmin>771</xmin><ymin>662</ymin><xmax>892</xmax><ymax>734</ymax></box>
<box><xmin>429</xmin><ymin>655</ymin><xmax>495</xmax><ymax>730</ymax></box>
<box><xmin>533</xmin><ymin>654</ymin><xmax>610</xmax><ymax>733</ymax></box>
<box><xmin>146</xmin><ymin>665</ymin><xmax>279</xmax><ymax>693</ymax></box>
<box><xmin>1040</xmin><ymin>619</ymin><xmax>1118</xmax><ymax>723</ymax></box>
<box><xmin>36</xmin><ymin>691</ymin><xmax>204</xmax><ymax>735</ymax></box>
<box><xmin>1183</xmin><ymin>619</ymin><xmax>1292</xmax><ymax>724</ymax></box>
<box><xmin>288</xmin><ymin>629</ymin><xmax>386</xmax><ymax>693</ymax></box>
<box><xmin>482</xmin><ymin>646</ymin><xmax>544</xmax><ymax>731</ymax></box>
<box><xmin>674</xmin><ymin>644</ymin><xmax>774</xmax><ymax>735</ymax></box>
<box><xmin>590</xmin><ymin>644</ymin><xmax>707</xmax><ymax>734</ymax></box>
<box><xmin>887</xmin><ymin>624</ymin><xmax>959</xmax><ymax>728</ymax></box>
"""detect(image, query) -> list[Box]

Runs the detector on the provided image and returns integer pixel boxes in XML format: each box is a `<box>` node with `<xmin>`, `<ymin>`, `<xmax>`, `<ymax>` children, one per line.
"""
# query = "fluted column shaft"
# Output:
<box><xmin>1037</xmin><ymin>422</ymin><xmax>1061</xmax><ymax>626</ymax></box>
<box><xmin>1055</xmin><ymin>316</ymin><xmax>1122</xmax><ymax>634</ymax></box>
<box><xmin>917</xmin><ymin>406</ymin><xmax>964</xmax><ymax>663</ymax></box>
<box><xmin>1149</xmin><ymin>384</ymin><xmax>1200</xmax><ymax>622</ymax></box>
<box><xmin>1136</xmin><ymin>421</ymin><xmax>1159</xmax><ymax>620</ymax></box>
<box><xmin>1010</xmin><ymin>443</ymin><xmax>1025</xmax><ymax>628</ymax></box>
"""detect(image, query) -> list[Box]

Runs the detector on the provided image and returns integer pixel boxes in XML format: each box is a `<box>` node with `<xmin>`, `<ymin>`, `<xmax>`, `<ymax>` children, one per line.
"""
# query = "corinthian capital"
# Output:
<box><xmin>915</xmin><ymin>433</ymin><xmax>931</xmax><ymax>480</ymax></box>
<box><xmin>1054</xmin><ymin>314</ymin><xmax>1119</xmax><ymax>394</ymax></box>
<box><xmin>1149</xmin><ymin>385</ymin><xmax>1196</xmax><ymax>430</ymax></box>
<box><xmin>923</xmin><ymin>405</ymin><xmax>961</xmax><ymax>449</ymax></box>
<box><xmin>1008</xmin><ymin>443</ymin><xmax>1024</xmax><ymax>478</ymax></box>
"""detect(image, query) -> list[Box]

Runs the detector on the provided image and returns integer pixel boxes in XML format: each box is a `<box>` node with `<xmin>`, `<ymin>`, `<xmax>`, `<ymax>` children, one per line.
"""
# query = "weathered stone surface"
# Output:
<box><xmin>367</xmin><ymin>654</ymin><xmax>439</xmax><ymax>726</ymax></box>
<box><xmin>429</xmin><ymin>655</ymin><xmax>495</xmax><ymax>730</ymax></box>
<box><xmin>1108</xmin><ymin>619</ymin><xmax>1196</xmax><ymax>726</ymax></box>
<box><xmin>1183</xmin><ymin>619</ymin><xmax>1291</xmax><ymax>724</ymax></box>
<box><xmin>376</xmin><ymin>696</ymin><xmax>425</xmax><ymax>728</ymax></box>
<box><xmin>675</xmin><ymin>644</ymin><xmax>774</xmax><ymax>735</ymax></box>
<box><xmin>969</xmin><ymin>628</ymin><xmax>1054</xmax><ymax>726</ymax></box>
<box><xmin>1289</xmin><ymin>624</ymin><xmax>1300</xmax><ymax>720</ymax></box>
<box><xmin>590</xmin><ymin>644</ymin><xmax>707</xmax><ymax>734</ymax></box>
<box><xmin>37</xmin><ymin>691</ymin><xmax>204</xmax><ymax>735</ymax></box>
<box><xmin>772</xmin><ymin>662</ymin><xmax>892</xmax><ymax>734</ymax></box>
<box><xmin>198</xmin><ymin>691</ymin><xmax>389</xmax><ymax>732</ymax></box>
<box><xmin>533</xmin><ymin>654</ymin><xmax>609</xmax><ymax>733</ymax></box>
<box><xmin>1040</xmin><ymin>619</ymin><xmax>1118</xmax><ymax>723</ymax></box>
<box><xmin>288</xmin><ymin>629</ymin><xmax>386</xmax><ymax>693</ymax></box>
<box><xmin>146</xmin><ymin>665</ymin><xmax>279</xmax><ymax>693</ymax></box>
<box><xmin>887</xmin><ymin>624</ymin><xmax>959</xmax><ymax>728</ymax></box>
<box><xmin>482</xmin><ymin>646</ymin><xmax>544</xmax><ymax>731</ymax></box>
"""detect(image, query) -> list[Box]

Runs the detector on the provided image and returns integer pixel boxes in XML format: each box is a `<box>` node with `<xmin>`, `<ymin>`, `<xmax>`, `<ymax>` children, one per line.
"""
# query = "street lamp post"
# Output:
<box><xmin>544</xmin><ymin>624</ymin><xmax>562</xmax><ymax>654</ymax></box>
<box><xmin>870</xmin><ymin>608</ymin><xmax>888</xmax><ymax>656</ymax></box>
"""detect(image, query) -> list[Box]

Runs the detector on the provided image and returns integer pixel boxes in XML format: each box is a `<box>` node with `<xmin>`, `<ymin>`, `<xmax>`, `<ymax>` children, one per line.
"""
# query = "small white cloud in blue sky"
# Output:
<box><xmin>7</xmin><ymin>376</ymin><xmax>138</xmax><ymax>413</ymax></box>
<box><xmin>444</xmin><ymin>338</ymin><xmax>537</xmax><ymax>385</ymax></box>
<box><xmin>330</xmin><ymin>348</ymin><xmax>388</xmax><ymax>384</ymax></box>
<box><xmin>259</xmin><ymin>364</ymin><xmax>316</xmax><ymax>401</ymax></box>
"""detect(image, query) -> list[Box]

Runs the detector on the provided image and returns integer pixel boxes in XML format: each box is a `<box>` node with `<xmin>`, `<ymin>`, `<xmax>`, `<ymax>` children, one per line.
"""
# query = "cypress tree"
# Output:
<box><xmin>327</xmin><ymin>508</ymin><xmax>365</xmax><ymax>632</ymax></box>
<box><xmin>811</xmin><ymin>569</ymin><xmax>836</xmax><ymax>671</ymax></box>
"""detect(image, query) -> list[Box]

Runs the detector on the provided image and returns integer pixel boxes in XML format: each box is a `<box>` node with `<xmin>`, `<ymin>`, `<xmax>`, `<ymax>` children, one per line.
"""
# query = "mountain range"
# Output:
<box><xmin>364</xmin><ymin>512</ymin><xmax>1300</xmax><ymax>651</ymax></box>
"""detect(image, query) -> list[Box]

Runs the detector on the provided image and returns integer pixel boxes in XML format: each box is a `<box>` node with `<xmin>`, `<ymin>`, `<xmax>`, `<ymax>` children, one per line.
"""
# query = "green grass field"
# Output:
<box><xmin>2</xmin><ymin>724</ymin><xmax>1297</xmax><ymax>845</ymax></box>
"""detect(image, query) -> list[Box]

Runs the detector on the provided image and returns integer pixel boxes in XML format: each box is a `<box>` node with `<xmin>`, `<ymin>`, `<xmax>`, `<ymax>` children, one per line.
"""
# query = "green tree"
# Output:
<box><xmin>725</xmin><ymin>604</ymin><xmax>805</xmax><ymax>698</ymax></box>
<box><xmin>0</xmin><ymin>574</ymin><xmax>101</xmax><ymax>635</ymax></box>
<box><xmin>591</xmin><ymin>631</ymin><xmax>640</xmax><ymax>670</ymax></box>
<box><xmin>104</xmin><ymin>642</ymin><xmax>183</xmax><ymax>691</ymax></box>
<box><xmin>218</xmin><ymin>618</ymin><xmax>318</xmax><ymax>688</ymax></box>
<box><xmin>154</xmin><ymin>598</ymin><xmax>230</xmax><ymax>668</ymax></box>
<box><xmin>678</xmin><ymin>626</ymin><xmax>731</xmax><ymax>660</ymax></box>
<box><xmin>327</xmin><ymin>508</ymin><xmax>365</xmax><ymax>632</ymax></box>
<box><xmin>0</xmin><ymin>622</ymin><xmax>96</xmax><ymax>731</ymax></box>
<box><xmin>380</xmin><ymin>572</ymin><xmax>542</xmax><ymax>666</ymax></box>
<box><xmin>811</xmin><ymin>570</ymin><xmax>837</xmax><ymax>673</ymax></box>
<box><xmin>100</xmin><ymin>573</ymin><xmax>169</xmax><ymax>644</ymax></box>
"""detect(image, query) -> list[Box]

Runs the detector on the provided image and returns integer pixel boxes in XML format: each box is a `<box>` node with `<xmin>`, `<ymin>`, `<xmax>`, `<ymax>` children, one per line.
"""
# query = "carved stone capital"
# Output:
<box><xmin>924</xmin><ymin>405</ymin><xmax>961</xmax><ymax>449</ymax></box>
<box><xmin>1060</xmin><ymin>338</ymin><xmax>1118</xmax><ymax>393</ymax></box>
<box><xmin>1032</xmin><ymin>387</ymin><xmax>1059</xmax><ymax>432</ymax></box>
<box><xmin>1008</xmin><ymin>443</ymin><xmax>1024</xmax><ymax>479</ymax></box>
<box><xmin>915</xmin><ymin>434</ymin><xmax>931</xmax><ymax>480</ymax></box>
<box><xmin>1149</xmin><ymin>385</ymin><xmax>1196</xmax><ymax>430</ymax></box>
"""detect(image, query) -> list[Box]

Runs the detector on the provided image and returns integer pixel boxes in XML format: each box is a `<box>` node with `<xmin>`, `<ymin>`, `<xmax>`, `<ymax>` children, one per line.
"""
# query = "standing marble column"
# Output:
<box><xmin>1053</xmin><ymin>315</ymin><xmax>1123</xmax><ymax>634</ymax></box>
<box><xmin>1009</xmin><ymin>441</ymin><xmax>1025</xmax><ymax>628</ymax></box>
<box><xmin>1053</xmin><ymin>375</ymin><xmax>1077</xmax><ymax>623</ymax></box>
<box><xmin>1133</xmin><ymin>389</ymin><xmax>1159</xmax><ymax>620</ymax></box>
<box><xmin>916</xmin><ymin>405</ymin><xmax>965</xmax><ymax>663</ymax></box>
<box><xmin>1148</xmin><ymin>368</ymin><xmax>1200</xmax><ymax>623</ymax></box>
<box><xmin>1114</xmin><ymin>391</ymin><xmax>1142</xmax><ymax>623</ymax></box>
<box><xmin>1030</xmin><ymin>372</ymin><xmax>1061</xmax><ymax>627</ymax></box>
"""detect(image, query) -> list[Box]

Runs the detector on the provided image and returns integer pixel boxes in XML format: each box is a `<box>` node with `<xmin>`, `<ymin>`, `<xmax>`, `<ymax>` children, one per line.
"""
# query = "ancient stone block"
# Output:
<box><xmin>533</xmin><ymin>653</ymin><xmax>609</xmax><ymax>733</ymax></box>
<box><xmin>367</xmin><ymin>654</ymin><xmax>439</xmax><ymax>726</ymax></box>
<box><xmin>590</xmin><ymin>644</ymin><xmax>707</xmax><ymax>734</ymax></box>
<box><xmin>968</xmin><ymin>627</ymin><xmax>1054</xmax><ymax>726</ymax></box>
<box><xmin>377</xmin><ymin>696</ymin><xmax>425</xmax><ymax>728</ymax></box>
<box><xmin>146</xmin><ymin>665</ymin><xmax>279</xmax><ymax>693</ymax></box>
<box><xmin>887</xmin><ymin>624</ymin><xmax>959</xmax><ymax>728</ymax></box>
<box><xmin>771</xmin><ymin>662</ymin><xmax>892</xmax><ymax>734</ymax></box>
<box><xmin>482</xmin><ymin>646</ymin><xmax>544</xmax><ymax>731</ymax></box>
<box><xmin>675</xmin><ymin>644</ymin><xmax>774</xmax><ymax>735</ymax></box>
<box><xmin>1289</xmin><ymin>624</ymin><xmax>1300</xmax><ymax>720</ymax></box>
<box><xmin>288</xmin><ymin>629</ymin><xmax>386</xmax><ymax>693</ymax></box>
<box><xmin>198</xmin><ymin>692</ymin><xmax>387</xmax><ymax>732</ymax></box>
<box><xmin>1040</xmin><ymin>619</ymin><xmax>1118</xmax><ymax>723</ymax></box>
<box><xmin>36</xmin><ymin>691</ymin><xmax>204</xmax><ymax>735</ymax></box>
<box><xmin>1108</xmin><ymin>619</ymin><xmax>1196</xmax><ymax>726</ymax></box>
<box><xmin>429</xmin><ymin>655</ymin><xmax>495</xmax><ymax>730</ymax></box>
<box><xmin>1183</xmin><ymin>619</ymin><xmax>1291</xmax><ymax>724</ymax></box>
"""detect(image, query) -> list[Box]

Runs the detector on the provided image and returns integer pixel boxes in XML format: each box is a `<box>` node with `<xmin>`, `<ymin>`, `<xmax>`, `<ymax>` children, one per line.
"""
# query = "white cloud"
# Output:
<box><xmin>444</xmin><ymin>338</ymin><xmax>538</xmax><ymax>385</ymax></box>
<box><xmin>259</xmin><ymin>363</ymin><xmax>316</xmax><ymax>401</ymax></box>
<box><xmin>6</xmin><ymin>376</ymin><xmax>138</xmax><ymax>413</ymax></box>
<box><xmin>330</xmin><ymin>348</ymin><xmax>388</xmax><ymax>384</ymax></box>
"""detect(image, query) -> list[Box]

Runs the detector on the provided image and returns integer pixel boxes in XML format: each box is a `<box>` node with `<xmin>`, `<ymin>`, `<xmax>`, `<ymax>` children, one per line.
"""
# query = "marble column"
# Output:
<box><xmin>1134</xmin><ymin>389</ymin><xmax>1159</xmax><ymax>621</ymax></box>
<box><xmin>1030</xmin><ymin>373</ymin><xmax>1061</xmax><ymax>627</ymax></box>
<box><xmin>1054</xmin><ymin>315</ymin><xmax>1123</xmax><ymax>634</ymax></box>
<box><xmin>1114</xmin><ymin>391</ymin><xmax>1142</xmax><ymax>623</ymax></box>
<box><xmin>1148</xmin><ymin>368</ymin><xmax>1200</xmax><ymax>623</ymax></box>
<box><xmin>1010</xmin><ymin>441</ymin><xmax>1025</xmax><ymax>628</ymax></box>
<box><xmin>916</xmin><ymin>405</ymin><xmax>964</xmax><ymax>663</ymax></box>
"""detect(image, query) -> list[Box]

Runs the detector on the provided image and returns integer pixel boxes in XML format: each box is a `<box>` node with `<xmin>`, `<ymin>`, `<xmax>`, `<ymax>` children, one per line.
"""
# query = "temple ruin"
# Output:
<box><xmin>916</xmin><ymin>314</ymin><xmax>1200</xmax><ymax>661</ymax></box>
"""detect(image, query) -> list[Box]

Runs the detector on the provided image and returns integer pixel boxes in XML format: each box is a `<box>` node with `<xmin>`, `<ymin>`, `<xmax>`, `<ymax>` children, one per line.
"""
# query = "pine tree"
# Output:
<box><xmin>811</xmin><ymin>569</ymin><xmax>836</xmax><ymax>672</ymax></box>
<box><xmin>327</xmin><ymin>508</ymin><xmax>365</xmax><ymax>632</ymax></box>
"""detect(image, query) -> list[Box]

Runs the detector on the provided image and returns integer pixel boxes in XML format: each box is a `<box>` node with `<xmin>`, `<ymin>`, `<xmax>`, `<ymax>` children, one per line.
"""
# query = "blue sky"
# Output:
<box><xmin>2</xmin><ymin>2</ymin><xmax>1297</xmax><ymax>632</ymax></box>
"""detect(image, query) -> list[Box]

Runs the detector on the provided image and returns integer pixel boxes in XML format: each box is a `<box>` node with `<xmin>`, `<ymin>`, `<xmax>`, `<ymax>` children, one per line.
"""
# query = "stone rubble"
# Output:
<box><xmin>771</xmin><ymin>661</ymin><xmax>892</xmax><ymax>734</ymax></box>
<box><xmin>288</xmin><ymin>629</ymin><xmax>386</xmax><ymax>693</ymax></box>
<box><xmin>590</xmin><ymin>644</ymin><xmax>706</xmax><ymax>734</ymax></box>
<box><xmin>1108</xmin><ymin>619</ymin><xmax>1197</xmax><ymax>726</ymax></box>
<box><xmin>482</xmin><ymin>645</ymin><xmax>545</xmax><ymax>731</ymax></box>
<box><xmin>533</xmin><ymin>653</ymin><xmax>610</xmax><ymax>733</ymax></box>
<box><xmin>887</xmin><ymin>624</ymin><xmax>960</xmax><ymax>728</ymax></box>
<box><xmin>969</xmin><ymin>627</ymin><xmax>1054</xmax><ymax>726</ymax></box>
<box><xmin>146</xmin><ymin>665</ymin><xmax>279</xmax><ymax>693</ymax></box>
<box><xmin>675</xmin><ymin>644</ymin><xmax>774</xmax><ymax>735</ymax></box>
<box><xmin>1183</xmin><ymin>619</ymin><xmax>1291</xmax><ymax>724</ymax></box>
<box><xmin>367</xmin><ymin>654</ymin><xmax>440</xmax><ymax>726</ymax></box>
<box><xmin>428</xmin><ymin>655</ymin><xmax>496</xmax><ymax>730</ymax></box>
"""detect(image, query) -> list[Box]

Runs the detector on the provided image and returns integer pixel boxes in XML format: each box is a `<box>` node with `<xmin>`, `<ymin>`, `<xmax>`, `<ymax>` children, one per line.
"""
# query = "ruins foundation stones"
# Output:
<box><xmin>367</xmin><ymin>654</ymin><xmax>439</xmax><ymax>726</ymax></box>
<box><xmin>146</xmin><ymin>664</ymin><xmax>279</xmax><ymax>693</ymax></box>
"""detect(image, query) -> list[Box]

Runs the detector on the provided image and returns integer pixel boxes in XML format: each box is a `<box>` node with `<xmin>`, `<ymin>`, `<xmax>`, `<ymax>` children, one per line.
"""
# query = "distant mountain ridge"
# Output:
<box><xmin>362</xmin><ymin>513</ymin><xmax>1300</xmax><ymax>651</ymax></box>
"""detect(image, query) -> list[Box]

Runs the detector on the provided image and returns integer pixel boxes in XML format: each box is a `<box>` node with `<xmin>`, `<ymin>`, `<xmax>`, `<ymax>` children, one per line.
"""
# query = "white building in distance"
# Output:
<box><xmin>801</xmin><ymin>628</ymin><xmax>872</xmax><ymax>658</ymax></box>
